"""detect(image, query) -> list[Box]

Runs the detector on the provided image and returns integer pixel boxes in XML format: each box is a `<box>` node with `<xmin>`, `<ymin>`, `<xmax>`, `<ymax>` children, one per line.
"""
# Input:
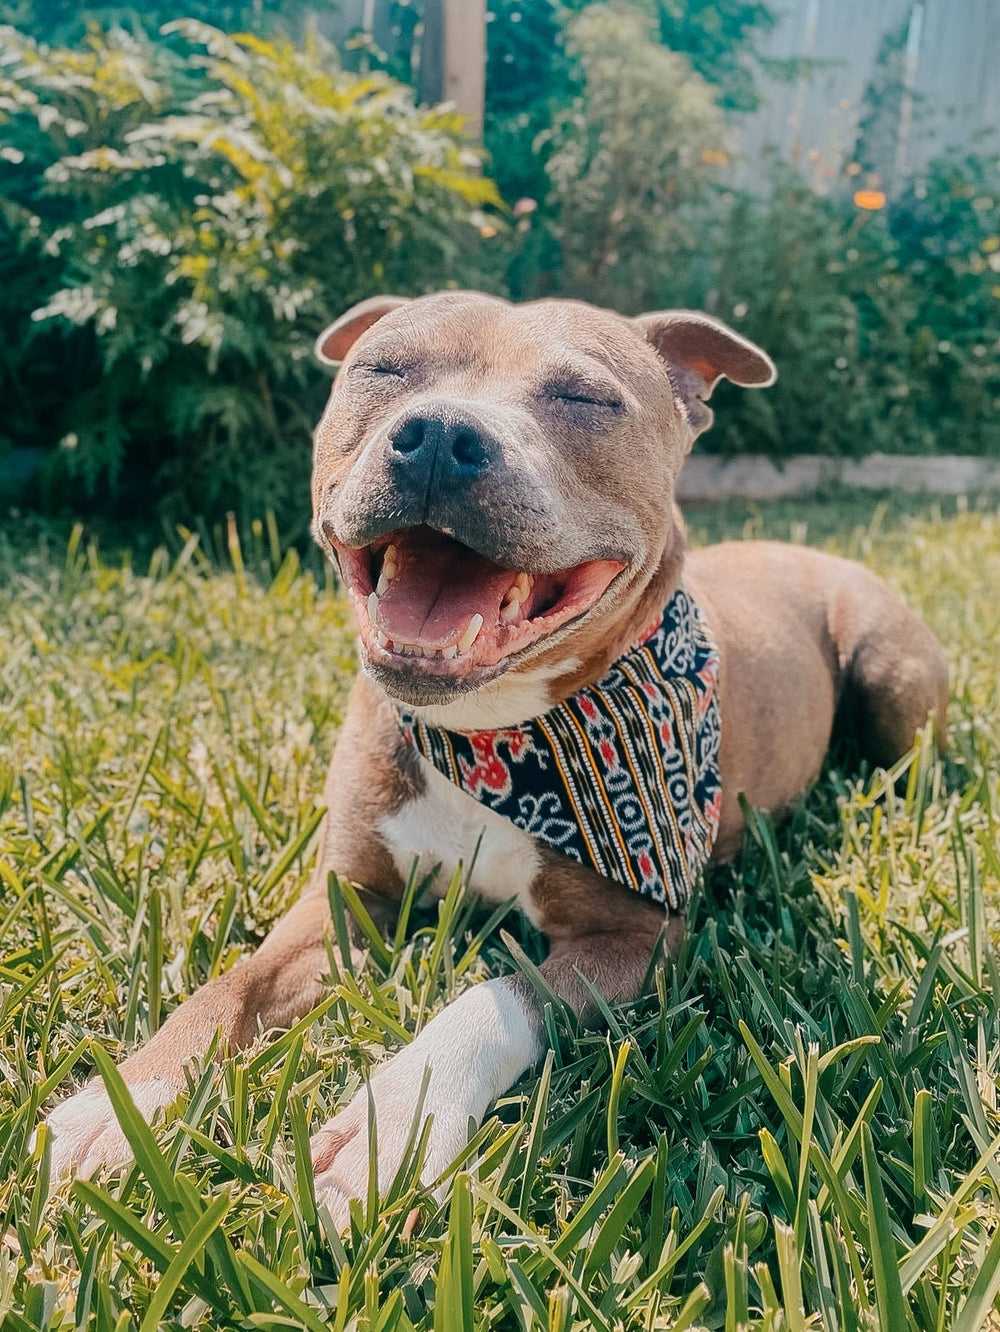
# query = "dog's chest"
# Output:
<box><xmin>378</xmin><ymin>760</ymin><xmax>542</xmax><ymax>924</ymax></box>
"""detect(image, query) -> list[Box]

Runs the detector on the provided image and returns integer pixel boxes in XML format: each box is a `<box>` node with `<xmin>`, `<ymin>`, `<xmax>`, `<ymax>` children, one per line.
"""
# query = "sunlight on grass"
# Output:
<box><xmin>1</xmin><ymin>495</ymin><xmax>999</xmax><ymax>1329</ymax></box>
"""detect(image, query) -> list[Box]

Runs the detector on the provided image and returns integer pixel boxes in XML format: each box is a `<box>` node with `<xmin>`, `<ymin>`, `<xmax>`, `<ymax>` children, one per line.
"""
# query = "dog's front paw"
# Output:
<box><xmin>310</xmin><ymin>979</ymin><xmax>542</xmax><ymax>1230</ymax></box>
<box><xmin>311</xmin><ymin>1061</ymin><xmax>473</xmax><ymax>1230</ymax></box>
<box><xmin>43</xmin><ymin>1075</ymin><xmax>179</xmax><ymax>1182</ymax></box>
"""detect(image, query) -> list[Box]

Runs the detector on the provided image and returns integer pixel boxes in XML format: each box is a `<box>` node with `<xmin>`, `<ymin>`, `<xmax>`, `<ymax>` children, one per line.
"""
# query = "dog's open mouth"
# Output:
<box><xmin>333</xmin><ymin>526</ymin><xmax>624</xmax><ymax>677</ymax></box>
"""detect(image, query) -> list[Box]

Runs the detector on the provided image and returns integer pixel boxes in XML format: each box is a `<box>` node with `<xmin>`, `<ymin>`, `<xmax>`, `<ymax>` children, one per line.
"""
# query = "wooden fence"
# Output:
<box><xmin>320</xmin><ymin>0</ymin><xmax>1000</xmax><ymax>186</ymax></box>
<box><xmin>736</xmin><ymin>0</ymin><xmax>1000</xmax><ymax>190</ymax></box>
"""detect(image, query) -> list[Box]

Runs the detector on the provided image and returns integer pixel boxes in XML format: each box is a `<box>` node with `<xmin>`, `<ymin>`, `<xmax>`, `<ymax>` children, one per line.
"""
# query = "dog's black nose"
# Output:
<box><xmin>389</xmin><ymin>414</ymin><xmax>492</xmax><ymax>478</ymax></box>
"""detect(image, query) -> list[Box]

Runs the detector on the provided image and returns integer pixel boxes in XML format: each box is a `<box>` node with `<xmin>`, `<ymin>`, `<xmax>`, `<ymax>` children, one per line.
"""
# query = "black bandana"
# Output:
<box><xmin>397</xmin><ymin>587</ymin><xmax>722</xmax><ymax>912</ymax></box>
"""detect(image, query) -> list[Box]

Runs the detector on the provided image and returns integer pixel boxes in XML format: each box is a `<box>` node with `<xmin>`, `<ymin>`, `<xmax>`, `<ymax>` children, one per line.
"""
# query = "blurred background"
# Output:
<box><xmin>1</xmin><ymin>0</ymin><xmax>998</xmax><ymax>534</ymax></box>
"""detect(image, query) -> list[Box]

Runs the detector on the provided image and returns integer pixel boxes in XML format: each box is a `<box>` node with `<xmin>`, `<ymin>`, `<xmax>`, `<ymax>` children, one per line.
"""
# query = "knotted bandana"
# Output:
<box><xmin>397</xmin><ymin>586</ymin><xmax>722</xmax><ymax>912</ymax></box>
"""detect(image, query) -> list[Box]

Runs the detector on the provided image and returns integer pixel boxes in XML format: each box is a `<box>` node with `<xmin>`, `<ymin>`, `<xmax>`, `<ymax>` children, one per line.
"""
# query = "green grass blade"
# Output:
<box><xmin>860</xmin><ymin>1121</ymin><xmax>908</xmax><ymax>1331</ymax></box>
<box><xmin>951</xmin><ymin>1219</ymin><xmax>1000</xmax><ymax>1332</ymax></box>
<box><xmin>138</xmin><ymin>1194</ymin><xmax>230</xmax><ymax>1332</ymax></box>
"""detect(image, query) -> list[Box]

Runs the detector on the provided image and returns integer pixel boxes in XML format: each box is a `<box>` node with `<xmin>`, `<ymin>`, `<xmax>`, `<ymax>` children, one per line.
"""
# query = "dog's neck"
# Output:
<box><xmin>403</xmin><ymin>510</ymin><xmax>688</xmax><ymax>733</ymax></box>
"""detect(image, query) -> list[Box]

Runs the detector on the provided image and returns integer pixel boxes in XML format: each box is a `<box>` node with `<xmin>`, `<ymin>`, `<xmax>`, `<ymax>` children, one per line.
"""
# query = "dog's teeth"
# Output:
<box><xmin>376</xmin><ymin>571</ymin><xmax>392</xmax><ymax>595</ymax></box>
<box><xmin>502</xmin><ymin>574</ymin><xmax>532</xmax><ymax>615</ymax></box>
<box><xmin>457</xmin><ymin>614</ymin><xmax>484</xmax><ymax>653</ymax></box>
<box><xmin>376</xmin><ymin>630</ymin><xmax>390</xmax><ymax>649</ymax></box>
<box><xmin>384</xmin><ymin>543</ymin><xmax>398</xmax><ymax>565</ymax></box>
<box><xmin>367</xmin><ymin>592</ymin><xmax>379</xmax><ymax>626</ymax></box>
<box><xmin>441</xmin><ymin>644</ymin><xmax>458</xmax><ymax>659</ymax></box>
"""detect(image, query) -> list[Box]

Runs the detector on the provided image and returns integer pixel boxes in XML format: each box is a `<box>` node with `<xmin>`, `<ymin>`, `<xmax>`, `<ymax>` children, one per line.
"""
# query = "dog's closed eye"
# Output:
<box><xmin>540</xmin><ymin>378</ymin><xmax>624</xmax><ymax>414</ymax></box>
<box><xmin>353</xmin><ymin>360</ymin><xmax>408</xmax><ymax>380</ymax></box>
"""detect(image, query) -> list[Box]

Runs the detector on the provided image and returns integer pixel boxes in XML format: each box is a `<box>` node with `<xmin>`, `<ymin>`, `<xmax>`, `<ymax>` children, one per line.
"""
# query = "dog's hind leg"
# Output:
<box><xmin>829</xmin><ymin>564</ymin><xmax>949</xmax><ymax>767</ymax></box>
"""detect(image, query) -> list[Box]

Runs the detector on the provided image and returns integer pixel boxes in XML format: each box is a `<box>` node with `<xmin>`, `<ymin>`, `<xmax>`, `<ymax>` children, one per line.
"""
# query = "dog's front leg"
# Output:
<box><xmin>44</xmin><ymin>680</ymin><xmax>415</xmax><ymax>1181</ymax></box>
<box><xmin>311</xmin><ymin>900</ymin><xmax>674</xmax><ymax>1227</ymax></box>
<box><xmin>43</xmin><ymin>883</ymin><xmax>388</xmax><ymax>1181</ymax></box>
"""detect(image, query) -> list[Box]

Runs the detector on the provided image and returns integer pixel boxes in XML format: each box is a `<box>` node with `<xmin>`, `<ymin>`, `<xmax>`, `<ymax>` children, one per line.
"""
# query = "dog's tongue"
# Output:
<box><xmin>374</xmin><ymin>531</ymin><xmax>515</xmax><ymax>648</ymax></box>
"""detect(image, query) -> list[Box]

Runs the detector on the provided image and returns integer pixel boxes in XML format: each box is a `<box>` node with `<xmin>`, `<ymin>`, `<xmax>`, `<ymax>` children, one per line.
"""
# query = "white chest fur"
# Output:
<box><xmin>378</xmin><ymin>759</ymin><xmax>542</xmax><ymax>924</ymax></box>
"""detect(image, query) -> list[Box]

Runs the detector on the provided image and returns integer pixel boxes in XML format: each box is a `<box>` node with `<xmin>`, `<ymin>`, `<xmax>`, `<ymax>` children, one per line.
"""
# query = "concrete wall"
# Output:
<box><xmin>675</xmin><ymin>453</ymin><xmax>1000</xmax><ymax>502</ymax></box>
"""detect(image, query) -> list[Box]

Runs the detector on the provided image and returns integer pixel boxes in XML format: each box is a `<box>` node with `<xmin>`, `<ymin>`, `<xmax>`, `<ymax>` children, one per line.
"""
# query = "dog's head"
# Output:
<box><xmin>312</xmin><ymin>291</ymin><xmax>774</xmax><ymax>723</ymax></box>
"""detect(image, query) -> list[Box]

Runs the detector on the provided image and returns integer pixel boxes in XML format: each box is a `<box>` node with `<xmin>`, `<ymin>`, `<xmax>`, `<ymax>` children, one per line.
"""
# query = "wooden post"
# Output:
<box><xmin>444</xmin><ymin>0</ymin><xmax>486</xmax><ymax>141</ymax></box>
<box><xmin>420</xmin><ymin>0</ymin><xmax>486</xmax><ymax>141</ymax></box>
<box><xmin>419</xmin><ymin>0</ymin><xmax>445</xmax><ymax>106</ymax></box>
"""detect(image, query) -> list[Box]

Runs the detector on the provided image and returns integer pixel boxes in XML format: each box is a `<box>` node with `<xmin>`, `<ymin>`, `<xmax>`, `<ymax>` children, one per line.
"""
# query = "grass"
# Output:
<box><xmin>0</xmin><ymin>493</ymin><xmax>999</xmax><ymax>1331</ymax></box>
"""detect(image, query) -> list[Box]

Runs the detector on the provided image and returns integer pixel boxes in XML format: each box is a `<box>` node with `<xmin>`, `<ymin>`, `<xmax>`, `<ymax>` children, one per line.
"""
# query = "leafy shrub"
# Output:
<box><xmin>0</xmin><ymin>0</ymin><xmax>334</xmax><ymax>53</ymax></box>
<box><xmin>644</xmin><ymin>0</ymin><xmax>776</xmax><ymax>112</ymax></box>
<box><xmin>368</xmin><ymin>1</ymin><xmax>777</xmax><ymax>303</ymax></box>
<box><xmin>488</xmin><ymin>1</ymin><xmax>1000</xmax><ymax>461</ymax></box>
<box><xmin>0</xmin><ymin>21</ymin><xmax>496</xmax><ymax>523</ymax></box>
<box><xmin>704</xmin><ymin>160</ymin><xmax>1000</xmax><ymax>458</ymax></box>
<box><xmin>533</xmin><ymin>4</ymin><xmax>729</xmax><ymax>311</ymax></box>
<box><xmin>3</xmin><ymin>2</ymin><xmax>999</xmax><ymax>530</ymax></box>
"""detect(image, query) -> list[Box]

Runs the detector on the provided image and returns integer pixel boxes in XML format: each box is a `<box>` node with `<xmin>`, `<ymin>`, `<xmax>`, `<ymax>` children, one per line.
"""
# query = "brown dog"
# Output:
<box><xmin>45</xmin><ymin>292</ymin><xmax>948</xmax><ymax>1222</ymax></box>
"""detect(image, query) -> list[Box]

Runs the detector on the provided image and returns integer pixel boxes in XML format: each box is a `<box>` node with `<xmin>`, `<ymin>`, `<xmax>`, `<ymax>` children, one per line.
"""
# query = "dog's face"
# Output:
<box><xmin>312</xmin><ymin>292</ymin><xmax>773</xmax><ymax>713</ymax></box>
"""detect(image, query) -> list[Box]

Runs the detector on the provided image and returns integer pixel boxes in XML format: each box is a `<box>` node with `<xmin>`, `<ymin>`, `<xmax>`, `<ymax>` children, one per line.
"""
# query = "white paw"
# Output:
<box><xmin>43</xmin><ymin>1076</ymin><xmax>178</xmax><ymax>1182</ymax></box>
<box><xmin>310</xmin><ymin>1062</ymin><xmax>475</xmax><ymax>1229</ymax></box>
<box><xmin>310</xmin><ymin>978</ymin><xmax>541</xmax><ymax>1230</ymax></box>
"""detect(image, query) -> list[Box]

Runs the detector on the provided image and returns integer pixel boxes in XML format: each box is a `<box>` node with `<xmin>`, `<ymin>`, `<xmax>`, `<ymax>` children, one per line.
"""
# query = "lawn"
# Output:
<box><xmin>1</xmin><ymin>493</ymin><xmax>999</xmax><ymax>1331</ymax></box>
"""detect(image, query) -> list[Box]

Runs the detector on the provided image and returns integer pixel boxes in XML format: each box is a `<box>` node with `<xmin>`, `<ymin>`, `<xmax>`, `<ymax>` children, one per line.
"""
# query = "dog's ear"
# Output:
<box><xmin>315</xmin><ymin>295</ymin><xmax>410</xmax><ymax>368</ymax></box>
<box><xmin>635</xmin><ymin>310</ymin><xmax>776</xmax><ymax>435</ymax></box>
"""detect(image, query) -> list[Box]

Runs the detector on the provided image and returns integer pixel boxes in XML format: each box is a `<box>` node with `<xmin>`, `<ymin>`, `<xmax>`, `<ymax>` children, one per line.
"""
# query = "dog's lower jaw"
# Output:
<box><xmin>359</xmin><ymin>553</ymin><xmax>680</xmax><ymax>726</ymax></box>
<box><xmin>364</xmin><ymin>656</ymin><xmax>508</xmax><ymax>708</ymax></box>
<box><xmin>403</xmin><ymin>655</ymin><xmax>585</xmax><ymax>732</ymax></box>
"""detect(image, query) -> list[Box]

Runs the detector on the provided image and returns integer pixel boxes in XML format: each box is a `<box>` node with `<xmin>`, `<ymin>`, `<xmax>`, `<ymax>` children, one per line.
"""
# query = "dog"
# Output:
<box><xmin>45</xmin><ymin>291</ymin><xmax>949</xmax><ymax>1223</ymax></box>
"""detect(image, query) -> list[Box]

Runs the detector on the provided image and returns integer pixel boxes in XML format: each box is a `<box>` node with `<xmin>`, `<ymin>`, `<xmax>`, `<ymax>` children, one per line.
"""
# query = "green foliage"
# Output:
<box><xmin>0</xmin><ymin>0</ymin><xmax>333</xmax><ymax>45</ymax></box>
<box><xmin>487</xmin><ymin>0</ymin><xmax>776</xmax><ymax>298</ymax></box>
<box><xmin>702</xmin><ymin>160</ymin><xmax>1000</xmax><ymax>458</ymax></box>
<box><xmin>0</xmin><ymin>21</ymin><xmax>497</xmax><ymax>523</ymax></box>
<box><xmin>532</xmin><ymin>4</ymin><xmax>729</xmax><ymax>309</ymax></box>
<box><xmin>482</xmin><ymin>0</ymin><xmax>564</xmax><ymax>208</ymax></box>
<box><xmin>2</xmin><ymin>495</ymin><xmax>1000</xmax><ymax>1327</ymax></box>
<box><xmin>3</xmin><ymin>0</ymin><xmax>999</xmax><ymax>523</ymax></box>
<box><xmin>487</xmin><ymin>2</ymin><xmax>1000</xmax><ymax>460</ymax></box>
<box><xmin>561</xmin><ymin>0</ymin><xmax>778</xmax><ymax>112</ymax></box>
<box><xmin>648</xmin><ymin>0</ymin><xmax>777</xmax><ymax>112</ymax></box>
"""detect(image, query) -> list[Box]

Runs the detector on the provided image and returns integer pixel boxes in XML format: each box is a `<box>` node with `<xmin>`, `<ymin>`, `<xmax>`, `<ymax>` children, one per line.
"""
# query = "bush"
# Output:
<box><xmin>535</xmin><ymin>4</ymin><xmax>729</xmax><ymax>310</ymax></box>
<box><xmin>703</xmin><ymin>160</ymin><xmax>1000</xmax><ymax>458</ymax></box>
<box><xmin>0</xmin><ymin>0</ymin><xmax>332</xmax><ymax>43</ymax></box>
<box><xmin>0</xmin><ymin>21</ymin><xmax>497</xmax><ymax>524</ymax></box>
<box><xmin>3</xmin><ymin>3</ymin><xmax>999</xmax><ymax>527</ymax></box>
<box><xmin>488</xmin><ymin>1</ymin><xmax>1000</xmax><ymax>461</ymax></box>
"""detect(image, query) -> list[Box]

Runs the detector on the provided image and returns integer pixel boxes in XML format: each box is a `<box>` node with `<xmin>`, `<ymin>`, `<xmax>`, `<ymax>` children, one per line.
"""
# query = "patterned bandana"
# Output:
<box><xmin>397</xmin><ymin>586</ymin><xmax>722</xmax><ymax>912</ymax></box>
